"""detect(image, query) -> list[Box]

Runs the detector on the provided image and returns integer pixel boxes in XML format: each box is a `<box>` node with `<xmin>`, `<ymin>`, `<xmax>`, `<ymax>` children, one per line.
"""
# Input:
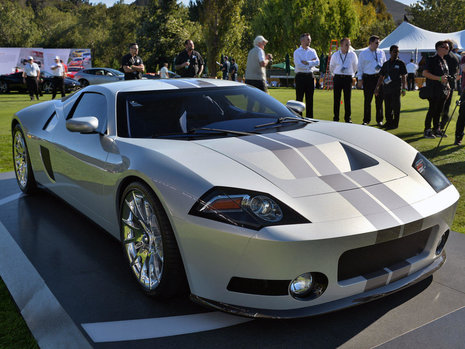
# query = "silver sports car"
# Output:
<box><xmin>12</xmin><ymin>79</ymin><xmax>459</xmax><ymax>318</ymax></box>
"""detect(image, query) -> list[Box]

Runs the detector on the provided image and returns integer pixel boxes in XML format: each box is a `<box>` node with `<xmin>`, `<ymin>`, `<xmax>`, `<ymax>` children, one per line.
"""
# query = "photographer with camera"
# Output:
<box><xmin>422</xmin><ymin>41</ymin><xmax>451</xmax><ymax>138</ymax></box>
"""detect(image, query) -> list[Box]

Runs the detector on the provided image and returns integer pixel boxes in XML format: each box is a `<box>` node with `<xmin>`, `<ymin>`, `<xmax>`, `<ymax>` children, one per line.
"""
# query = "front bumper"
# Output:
<box><xmin>191</xmin><ymin>252</ymin><xmax>445</xmax><ymax>319</ymax></box>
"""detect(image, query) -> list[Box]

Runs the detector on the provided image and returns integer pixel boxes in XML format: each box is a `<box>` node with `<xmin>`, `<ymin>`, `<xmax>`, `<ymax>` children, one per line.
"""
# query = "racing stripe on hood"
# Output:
<box><xmin>321</xmin><ymin>174</ymin><xmax>400</xmax><ymax>230</ymax></box>
<box><xmin>241</xmin><ymin>136</ymin><xmax>318</xmax><ymax>178</ymax></box>
<box><xmin>346</xmin><ymin>170</ymin><xmax>423</xmax><ymax>224</ymax></box>
<box><xmin>162</xmin><ymin>79</ymin><xmax>199</xmax><ymax>89</ymax></box>
<box><xmin>263</xmin><ymin>133</ymin><xmax>340</xmax><ymax>175</ymax></box>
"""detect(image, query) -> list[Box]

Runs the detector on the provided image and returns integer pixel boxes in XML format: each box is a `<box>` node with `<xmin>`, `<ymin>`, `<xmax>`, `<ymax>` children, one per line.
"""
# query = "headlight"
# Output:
<box><xmin>189</xmin><ymin>187</ymin><xmax>310</xmax><ymax>230</ymax></box>
<box><xmin>412</xmin><ymin>153</ymin><xmax>450</xmax><ymax>192</ymax></box>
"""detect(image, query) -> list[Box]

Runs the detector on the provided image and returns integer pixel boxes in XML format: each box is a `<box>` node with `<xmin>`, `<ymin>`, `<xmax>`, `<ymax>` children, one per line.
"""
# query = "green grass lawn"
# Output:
<box><xmin>0</xmin><ymin>88</ymin><xmax>463</xmax><ymax>347</ymax></box>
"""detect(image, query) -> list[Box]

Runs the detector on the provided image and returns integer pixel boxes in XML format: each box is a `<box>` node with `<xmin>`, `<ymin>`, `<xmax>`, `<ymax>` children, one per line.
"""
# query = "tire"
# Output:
<box><xmin>12</xmin><ymin>125</ymin><xmax>37</xmax><ymax>194</ymax></box>
<box><xmin>42</xmin><ymin>81</ymin><xmax>53</xmax><ymax>94</ymax></box>
<box><xmin>0</xmin><ymin>80</ymin><xmax>9</xmax><ymax>93</ymax></box>
<box><xmin>119</xmin><ymin>181</ymin><xmax>187</xmax><ymax>297</ymax></box>
<box><xmin>79</xmin><ymin>79</ymin><xmax>89</xmax><ymax>87</ymax></box>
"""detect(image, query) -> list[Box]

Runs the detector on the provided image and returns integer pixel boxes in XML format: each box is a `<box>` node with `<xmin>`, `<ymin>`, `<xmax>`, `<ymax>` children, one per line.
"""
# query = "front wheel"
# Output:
<box><xmin>12</xmin><ymin>125</ymin><xmax>37</xmax><ymax>194</ymax></box>
<box><xmin>119</xmin><ymin>181</ymin><xmax>187</xmax><ymax>297</ymax></box>
<box><xmin>79</xmin><ymin>79</ymin><xmax>89</xmax><ymax>87</ymax></box>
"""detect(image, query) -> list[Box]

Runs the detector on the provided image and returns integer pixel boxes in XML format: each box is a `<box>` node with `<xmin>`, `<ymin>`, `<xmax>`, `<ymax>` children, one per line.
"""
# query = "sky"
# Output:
<box><xmin>91</xmin><ymin>0</ymin><xmax>420</xmax><ymax>7</ymax></box>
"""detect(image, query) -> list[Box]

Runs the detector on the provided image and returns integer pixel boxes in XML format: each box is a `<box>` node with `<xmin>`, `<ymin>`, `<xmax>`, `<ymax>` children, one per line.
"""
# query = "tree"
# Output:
<box><xmin>252</xmin><ymin>0</ymin><xmax>359</xmax><ymax>62</ymax></box>
<box><xmin>138</xmin><ymin>0</ymin><xmax>201</xmax><ymax>72</ymax></box>
<box><xmin>407</xmin><ymin>0</ymin><xmax>465</xmax><ymax>32</ymax></box>
<box><xmin>196</xmin><ymin>0</ymin><xmax>246</xmax><ymax>77</ymax></box>
<box><xmin>0</xmin><ymin>0</ymin><xmax>40</xmax><ymax>47</ymax></box>
<box><xmin>352</xmin><ymin>0</ymin><xmax>395</xmax><ymax>49</ymax></box>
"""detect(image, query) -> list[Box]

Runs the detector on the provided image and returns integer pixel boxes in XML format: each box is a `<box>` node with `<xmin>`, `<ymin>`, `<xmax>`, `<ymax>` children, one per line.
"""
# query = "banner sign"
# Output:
<box><xmin>0</xmin><ymin>47</ymin><xmax>91</xmax><ymax>75</ymax></box>
<box><xmin>0</xmin><ymin>47</ymin><xmax>21</xmax><ymax>74</ymax></box>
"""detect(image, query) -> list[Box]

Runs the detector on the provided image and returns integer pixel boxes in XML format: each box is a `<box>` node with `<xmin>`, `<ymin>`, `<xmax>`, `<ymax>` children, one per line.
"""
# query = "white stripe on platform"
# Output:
<box><xmin>0</xmin><ymin>192</ymin><xmax>22</xmax><ymax>206</ymax></box>
<box><xmin>82</xmin><ymin>311</ymin><xmax>252</xmax><ymax>343</ymax></box>
<box><xmin>0</xmin><ymin>221</ymin><xmax>93</xmax><ymax>349</ymax></box>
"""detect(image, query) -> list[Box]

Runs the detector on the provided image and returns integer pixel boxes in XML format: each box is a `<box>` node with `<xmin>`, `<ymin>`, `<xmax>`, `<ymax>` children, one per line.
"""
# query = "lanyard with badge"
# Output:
<box><xmin>373</xmin><ymin>50</ymin><xmax>381</xmax><ymax>72</ymax></box>
<box><xmin>340</xmin><ymin>52</ymin><xmax>348</xmax><ymax>73</ymax></box>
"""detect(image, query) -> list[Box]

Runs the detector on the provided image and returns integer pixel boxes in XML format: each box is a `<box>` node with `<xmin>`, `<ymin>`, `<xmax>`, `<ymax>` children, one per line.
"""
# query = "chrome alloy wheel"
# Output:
<box><xmin>121</xmin><ymin>189</ymin><xmax>164</xmax><ymax>291</ymax></box>
<box><xmin>13</xmin><ymin>130</ymin><xmax>28</xmax><ymax>189</ymax></box>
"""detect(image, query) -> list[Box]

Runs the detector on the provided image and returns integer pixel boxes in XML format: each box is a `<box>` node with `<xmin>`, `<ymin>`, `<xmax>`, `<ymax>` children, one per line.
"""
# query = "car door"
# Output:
<box><xmin>49</xmin><ymin>91</ymin><xmax>111</xmax><ymax>223</ymax></box>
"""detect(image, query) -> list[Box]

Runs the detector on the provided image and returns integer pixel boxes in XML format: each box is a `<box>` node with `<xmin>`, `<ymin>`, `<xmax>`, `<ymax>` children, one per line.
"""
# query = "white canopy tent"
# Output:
<box><xmin>356</xmin><ymin>22</ymin><xmax>465</xmax><ymax>63</ymax></box>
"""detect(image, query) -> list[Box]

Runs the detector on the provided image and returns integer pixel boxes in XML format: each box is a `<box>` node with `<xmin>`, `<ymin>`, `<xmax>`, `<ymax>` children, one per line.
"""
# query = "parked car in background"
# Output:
<box><xmin>0</xmin><ymin>71</ymin><xmax>80</xmax><ymax>94</ymax></box>
<box><xmin>142</xmin><ymin>71</ymin><xmax>180</xmax><ymax>79</ymax></box>
<box><xmin>73</xmin><ymin>68</ymin><xmax>124</xmax><ymax>86</ymax></box>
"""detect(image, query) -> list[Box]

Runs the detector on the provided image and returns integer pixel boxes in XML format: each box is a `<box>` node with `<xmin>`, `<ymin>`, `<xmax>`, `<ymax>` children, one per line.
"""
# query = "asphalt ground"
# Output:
<box><xmin>0</xmin><ymin>171</ymin><xmax>464</xmax><ymax>349</ymax></box>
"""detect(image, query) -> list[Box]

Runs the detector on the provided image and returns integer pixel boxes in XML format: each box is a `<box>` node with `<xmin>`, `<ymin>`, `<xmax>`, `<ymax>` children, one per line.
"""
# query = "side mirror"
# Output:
<box><xmin>66</xmin><ymin>116</ymin><xmax>99</xmax><ymax>134</ymax></box>
<box><xmin>286</xmin><ymin>100</ymin><xmax>306</xmax><ymax>114</ymax></box>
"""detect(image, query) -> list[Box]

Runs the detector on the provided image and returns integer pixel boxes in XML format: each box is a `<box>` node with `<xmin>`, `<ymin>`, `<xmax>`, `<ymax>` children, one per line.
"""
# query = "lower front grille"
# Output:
<box><xmin>338</xmin><ymin>227</ymin><xmax>433</xmax><ymax>281</ymax></box>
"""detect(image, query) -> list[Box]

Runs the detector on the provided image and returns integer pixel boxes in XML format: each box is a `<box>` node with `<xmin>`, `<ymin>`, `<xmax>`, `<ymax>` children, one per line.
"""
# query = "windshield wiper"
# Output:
<box><xmin>254</xmin><ymin>117</ymin><xmax>314</xmax><ymax>130</ymax></box>
<box><xmin>190</xmin><ymin>127</ymin><xmax>256</xmax><ymax>136</ymax></box>
<box><xmin>152</xmin><ymin>127</ymin><xmax>256</xmax><ymax>139</ymax></box>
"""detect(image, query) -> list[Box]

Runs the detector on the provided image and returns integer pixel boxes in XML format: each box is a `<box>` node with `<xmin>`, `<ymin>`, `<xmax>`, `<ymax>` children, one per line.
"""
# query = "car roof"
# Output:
<box><xmin>87</xmin><ymin>78</ymin><xmax>245</xmax><ymax>94</ymax></box>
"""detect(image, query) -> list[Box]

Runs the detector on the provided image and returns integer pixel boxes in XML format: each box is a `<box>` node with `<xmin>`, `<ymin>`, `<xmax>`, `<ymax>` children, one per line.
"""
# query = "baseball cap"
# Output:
<box><xmin>254</xmin><ymin>35</ymin><xmax>268</xmax><ymax>46</ymax></box>
<box><xmin>55</xmin><ymin>56</ymin><xmax>60</xmax><ymax>60</ymax></box>
<box><xmin>28</xmin><ymin>56</ymin><xmax>33</xmax><ymax>60</ymax></box>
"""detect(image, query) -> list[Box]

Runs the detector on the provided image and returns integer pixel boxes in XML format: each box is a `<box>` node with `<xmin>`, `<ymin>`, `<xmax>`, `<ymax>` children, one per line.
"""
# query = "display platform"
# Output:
<box><xmin>0</xmin><ymin>171</ymin><xmax>464</xmax><ymax>349</ymax></box>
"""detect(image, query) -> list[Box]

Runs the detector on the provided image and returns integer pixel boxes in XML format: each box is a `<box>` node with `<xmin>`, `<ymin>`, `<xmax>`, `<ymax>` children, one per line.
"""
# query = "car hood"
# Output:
<box><xmin>193</xmin><ymin>127</ymin><xmax>407</xmax><ymax>198</ymax></box>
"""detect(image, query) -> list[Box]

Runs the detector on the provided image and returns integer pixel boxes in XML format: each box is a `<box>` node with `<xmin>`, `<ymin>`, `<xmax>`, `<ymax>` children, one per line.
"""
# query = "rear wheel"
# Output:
<box><xmin>79</xmin><ymin>79</ymin><xmax>89</xmax><ymax>87</ymax></box>
<box><xmin>119</xmin><ymin>181</ymin><xmax>187</xmax><ymax>297</ymax></box>
<box><xmin>12</xmin><ymin>125</ymin><xmax>37</xmax><ymax>194</ymax></box>
<box><xmin>42</xmin><ymin>81</ymin><xmax>53</xmax><ymax>94</ymax></box>
<box><xmin>0</xmin><ymin>81</ymin><xmax>9</xmax><ymax>93</ymax></box>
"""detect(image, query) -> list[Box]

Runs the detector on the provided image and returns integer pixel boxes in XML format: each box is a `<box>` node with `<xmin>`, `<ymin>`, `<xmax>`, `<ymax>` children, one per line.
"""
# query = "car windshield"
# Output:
<box><xmin>117</xmin><ymin>85</ymin><xmax>307</xmax><ymax>139</ymax></box>
<box><xmin>106</xmin><ymin>68</ymin><xmax>124</xmax><ymax>76</ymax></box>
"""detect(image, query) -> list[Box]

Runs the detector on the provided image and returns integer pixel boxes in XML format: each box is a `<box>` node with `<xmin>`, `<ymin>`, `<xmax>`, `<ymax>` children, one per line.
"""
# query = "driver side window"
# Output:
<box><xmin>69</xmin><ymin>92</ymin><xmax>107</xmax><ymax>133</ymax></box>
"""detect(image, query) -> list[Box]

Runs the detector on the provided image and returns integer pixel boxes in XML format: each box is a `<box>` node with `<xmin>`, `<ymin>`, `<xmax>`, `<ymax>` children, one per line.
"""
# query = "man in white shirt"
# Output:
<box><xmin>160</xmin><ymin>63</ymin><xmax>169</xmax><ymax>79</ymax></box>
<box><xmin>329</xmin><ymin>38</ymin><xmax>358</xmax><ymax>123</ymax></box>
<box><xmin>293</xmin><ymin>33</ymin><xmax>319</xmax><ymax>118</ymax></box>
<box><xmin>357</xmin><ymin>35</ymin><xmax>386</xmax><ymax>126</ymax></box>
<box><xmin>50</xmin><ymin>56</ymin><xmax>65</xmax><ymax>99</ymax></box>
<box><xmin>22</xmin><ymin>56</ymin><xmax>40</xmax><ymax>101</ymax></box>
<box><xmin>245</xmin><ymin>35</ymin><xmax>273</xmax><ymax>92</ymax></box>
<box><xmin>406</xmin><ymin>59</ymin><xmax>418</xmax><ymax>91</ymax></box>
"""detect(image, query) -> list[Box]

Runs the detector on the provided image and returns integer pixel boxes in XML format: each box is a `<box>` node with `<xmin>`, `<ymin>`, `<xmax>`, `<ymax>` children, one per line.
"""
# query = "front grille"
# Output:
<box><xmin>227</xmin><ymin>277</ymin><xmax>290</xmax><ymax>296</ymax></box>
<box><xmin>338</xmin><ymin>227</ymin><xmax>433</xmax><ymax>281</ymax></box>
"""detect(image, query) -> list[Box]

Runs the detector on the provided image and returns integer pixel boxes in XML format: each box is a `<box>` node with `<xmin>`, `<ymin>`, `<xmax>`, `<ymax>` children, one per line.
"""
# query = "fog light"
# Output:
<box><xmin>289</xmin><ymin>272</ymin><xmax>328</xmax><ymax>300</ymax></box>
<box><xmin>436</xmin><ymin>230</ymin><xmax>449</xmax><ymax>255</ymax></box>
<box><xmin>289</xmin><ymin>273</ymin><xmax>313</xmax><ymax>297</ymax></box>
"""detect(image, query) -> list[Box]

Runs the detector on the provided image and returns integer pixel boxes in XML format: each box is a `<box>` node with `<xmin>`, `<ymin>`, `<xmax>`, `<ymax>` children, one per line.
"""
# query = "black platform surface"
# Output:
<box><xmin>0</xmin><ymin>171</ymin><xmax>464</xmax><ymax>349</ymax></box>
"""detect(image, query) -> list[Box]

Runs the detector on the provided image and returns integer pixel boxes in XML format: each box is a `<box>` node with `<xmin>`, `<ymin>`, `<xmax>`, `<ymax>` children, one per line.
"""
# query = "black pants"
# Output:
<box><xmin>425</xmin><ymin>90</ymin><xmax>448</xmax><ymax>131</ymax></box>
<box><xmin>333</xmin><ymin>75</ymin><xmax>352</xmax><ymax>122</ymax></box>
<box><xmin>455</xmin><ymin>95</ymin><xmax>465</xmax><ymax>141</ymax></box>
<box><xmin>407</xmin><ymin>73</ymin><xmax>415</xmax><ymax>91</ymax></box>
<box><xmin>295</xmin><ymin>72</ymin><xmax>314</xmax><ymax>118</ymax></box>
<box><xmin>52</xmin><ymin>76</ymin><xmax>65</xmax><ymax>99</ymax></box>
<box><xmin>245</xmin><ymin>79</ymin><xmax>268</xmax><ymax>93</ymax></box>
<box><xmin>362</xmin><ymin>74</ymin><xmax>383</xmax><ymax>124</ymax></box>
<box><xmin>26</xmin><ymin>76</ymin><xmax>39</xmax><ymax>99</ymax></box>
<box><xmin>440</xmin><ymin>79</ymin><xmax>455</xmax><ymax>129</ymax></box>
<box><xmin>384</xmin><ymin>89</ymin><xmax>401</xmax><ymax>129</ymax></box>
